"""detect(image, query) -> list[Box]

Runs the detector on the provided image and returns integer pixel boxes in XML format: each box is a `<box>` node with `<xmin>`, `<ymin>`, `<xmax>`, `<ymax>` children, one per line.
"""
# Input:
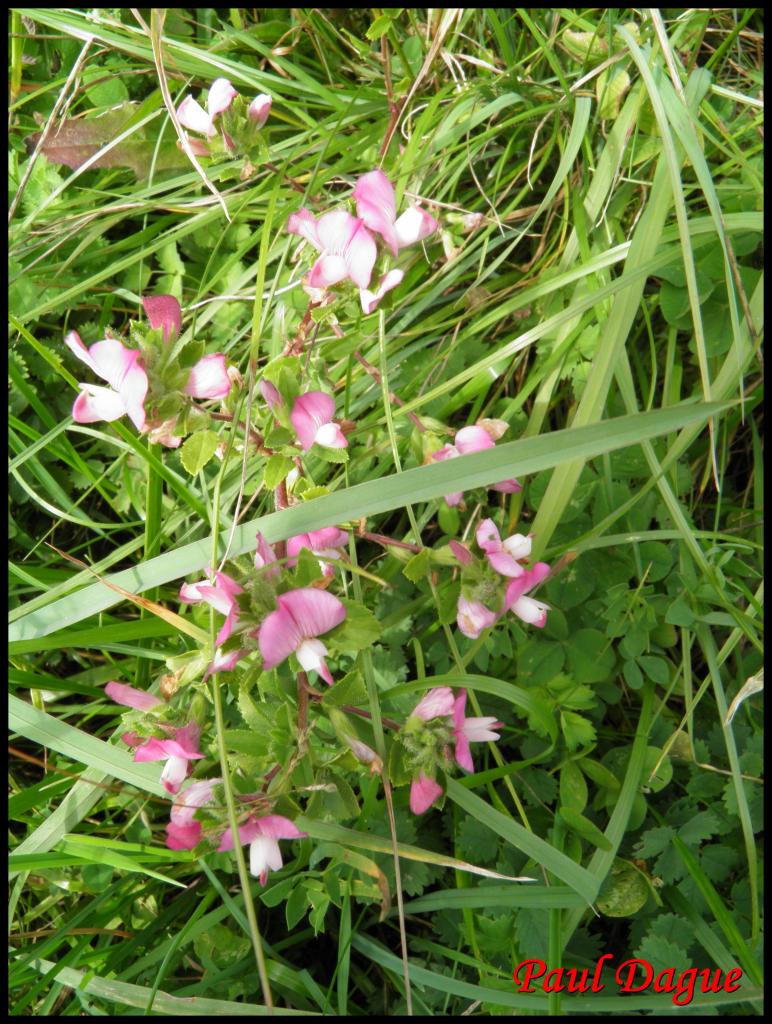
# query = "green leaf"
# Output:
<box><xmin>323</xmin><ymin>670</ymin><xmax>368</xmax><ymax>707</ymax></box>
<box><xmin>366</xmin><ymin>13</ymin><xmax>396</xmax><ymax>40</ymax></box>
<box><xmin>566</xmin><ymin>628</ymin><xmax>615</xmax><ymax>683</ymax></box>
<box><xmin>637</xmin><ymin>655</ymin><xmax>671</xmax><ymax>685</ymax></box>
<box><xmin>402</xmin><ymin>548</ymin><xmax>431</xmax><ymax>583</ymax></box>
<box><xmin>263</xmin><ymin>453</ymin><xmax>293</xmax><ymax>490</ymax></box>
<box><xmin>180</xmin><ymin>429</ymin><xmax>219</xmax><ymax>475</ymax></box>
<box><xmin>330</xmin><ymin>600</ymin><xmax>381</xmax><ymax>653</ymax></box>
<box><xmin>285</xmin><ymin>884</ymin><xmax>308</xmax><ymax>930</ymax></box>
<box><xmin>559</xmin><ymin>760</ymin><xmax>588</xmax><ymax>813</ymax></box>
<box><xmin>560</xmin><ymin>711</ymin><xmax>596</xmax><ymax>752</ymax></box>
<box><xmin>597</xmin><ymin>858</ymin><xmax>650</xmax><ymax>916</ymax></box>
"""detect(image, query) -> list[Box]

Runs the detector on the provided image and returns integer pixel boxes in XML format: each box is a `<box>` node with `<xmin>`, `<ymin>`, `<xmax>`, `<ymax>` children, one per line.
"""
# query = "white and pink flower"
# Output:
<box><xmin>452</xmin><ymin>690</ymin><xmax>502</xmax><ymax>773</ymax></box>
<box><xmin>504</xmin><ymin>563</ymin><xmax>551</xmax><ymax>628</ymax></box>
<box><xmin>290</xmin><ymin>391</ymin><xmax>348</xmax><ymax>451</ymax></box>
<box><xmin>430</xmin><ymin>424</ymin><xmax>521</xmax><ymax>506</ymax></box>
<box><xmin>65</xmin><ymin>331</ymin><xmax>149</xmax><ymax>432</ymax></box>
<box><xmin>258</xmin><ymin>587</ymin><xmax>347</xmax><ymax>684</ymax></box>
<box><xmin>177</xmin><ymin>77</ymin><xmax>238</xmax><ymax>139</ymax></box>
<box><xmin>133</xmin><ymin>721</ymin><xmax>205</xmax><ymax>794</ymax></box>
<box><xmin>247</xmin><ymin>93</ymin><xmax>272</xmax><ymax>128</ymax></box>
<box><xmin>359</xmin><ymin>268</ymin><xmax>405</xmax><ymax>315</ymax></box>
<box><xmin>287</xmin><ymin>208</ymin><xmax>377</xmax><ymax>291</ymax></box>
<box><xmin>179</xmin><ymin>571</ymin><xmax>244</xmax><ymax>650</ymax></box>
<box><xmin>218</xmin><ymin>814</ymin><xmax>307</xmax><ymax>884</ymax></box>
<box><xmin>476</xmin><ymin>519</ymin><xmax>533</xmax><ymax>578</ymax></box>
<box><xmin>456</xmin><ymin>596</ymin><xmax>498</xmax><ymax>639</ymax></box>
<box><xmin>166</xmin><ymin>777</ymin><xmax>222</xmax><ymax>850</ymax></box>
<box><xmin>142</xmin><ymin>295</ymin><xmax>232</xmax><ymax>402</ymax></box>
<box><xmin>353</xmin><ymin>170</ymin><xmax>438</xmax><ymax>256</ymax></box>
<box><xmin>287</xmin><ymin>527</ymin><xmax>348</xmax><ymax>577</ymax></box>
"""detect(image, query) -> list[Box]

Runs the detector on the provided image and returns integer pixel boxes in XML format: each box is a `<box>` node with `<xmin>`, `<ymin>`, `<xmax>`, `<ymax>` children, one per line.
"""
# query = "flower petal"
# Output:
<box><xmin>184</xmin><ymin>353</ymin><xmax>232</xmax><ymax>400</ymax></box>
<box><xmin>454</xmin><ymin>425</ymin><xmax>495</xmax><ymax>455</ymax></box>
<box><xmin>509</xmin><ymin>595</ymin><xmax>549</xmax><ymax>627</ymax></box>
<box><xmin>207</xmin><ymin>77</ymin><xmax>238</xmax><ymax>118</ymax></box>
<box><xmin>258</xmin><ymin>606</ymin><xmax>303</xmax><ymax>671</ymax></box>
<box><xmin>249</xmin><ymin>835</ymin><xmax>283</xmax><ymax>879</ymax></box>
<box><xmin>166</xmin><ymin>820</ymin><xmax>202</xmax><ymax>850</ymax></box>
<box><xmin>448</xmin><ymin>539</ymin><xmax>473</xmax><ymax>566</ymax></box>
<box><xmin>290</xmin><ymin>391</ymin><xmax>335</xmax><ymax>450</ymax></box>
<box><xmin>105</xmin><ymin>681</ymin><xmax>162</xmax><ymax>712</ymax></box>
<box><xmin>307</xmin><ymin>252</ymin><xmax>349</xmax><ymax>289</ymax></box>
<box><xmin>409</xmin><ymin>773</ymin><xmax>443</xmax><ymax>815</ymax></box>
<box><xmin>456</xmin><ymin>597</ymin><xmax>498</xmax><ymax>639</ymax></box>
<box><xmin>353</xmin><ymin>169</ymin><xmax>399</xmax><ymax>255</ymax></box>
<box><xmin>177</xmin><ymin>95</ymin><xmax>213</xmax><ymax>136</ymax></box>
<box><xmin>463</xmin><ymin>716</ymin><xmax>503</xmax><ymax>743</ymax></box>
<box><xmin>313</xmin><ymin>421</ymin><xmax>348</xmax><ymax>449</ymax></box>
<box><xmin>490</xmin><ymin>478</ymin><xmax>522</xmax><ymax>494</ymax></box>
<box><xmin>487</xmin><ymin>550</ymin><xmax>526</xmax><ymax>578</ymax></box>
<box><xmin>252</xmin><ymin>814</ymin><xmax>308</xmax><ymax>841</ymax></box>
<box><xmin>259</xmin><ymin>378</ymin><xmax>283</xmax><ymax>411</ymax></box>
<box><xmin>394</xmin><ymin>205</ymin><xmax>438</xmax><ymax>249</ymax></box>
<box><xmin>412</xmin><ymin>686</ymin><xmax>455</xmax><ymax>721</ymax></box>
<box><xmin>359</xmin><ymin>268</ymin><xmax>405</xmax><ymax>314</ymax></box>
<box><xmin>142</xmin><ymin>295</ymin><xmax>181</xmax><ymax>342</ymax></box>
<box><xmin>287</xmin><ymin>207</ymin><xmax>322</xmax><ymax>250</ymax></box>
<box><xmin>343</xmin><ymin>220</ymin><xmax>377</xmax><ymax>289</ymax></box>
<box><xmin>277</xmin><ymin>587</ymin><xmax>347</xmax><ymax>641</ymax></box>
<box><xmin>476</xmin><ymin>519</ymin><xmax>502</xmax><ymax>554</ymax></box>
<box><xmin>248</xmin><ymin>93</ymin><xmax>272</xmax><ymax>127</ymax></box>
<box><xmin>64</xmin><ymin>330</ymin><xmax>98</xmax><ymax>375</ymax></box>
<box><xmin>73</xmin><ymin>384</ymin><xmax>130</xmax><ymax>424</ymax></box>
<box><xmin>160</xmin><ymin>754</ymin><xmax>190</xmax><ymax>794</ymax></box>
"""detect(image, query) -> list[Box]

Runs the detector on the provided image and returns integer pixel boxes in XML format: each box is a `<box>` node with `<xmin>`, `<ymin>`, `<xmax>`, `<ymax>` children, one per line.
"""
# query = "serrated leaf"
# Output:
<box><xmin>634</xmin><ymin>935</ymin><xmax>691</xmax><ymax>974</ymax></box>
<box><xmin>263</xmin><ymin>453</ymin><xmax>293</xmax><ymax>490</ymax></box>
<box><xmin>330</xmin><ymin>600</ymin><xmax>381</xmax><ymax>653</ymax></box>
<box><xmin>635</xmin><ymin>825</ymin><xmax>675</xmax><ymax>858</ymax></box>
<box><xmin>225</xmin><ymin>728</ymin><xmax>269</xmax><ymax>759</ymax></box>
<box><xmin>677</xmin><ymin>809</ymin><xmax>720</xmax><ymax>847</ymax></box>
<box><xmin>402</xmin><ymin>548</ymin><xmax>430</xmax><ymax>583</ymax></box>
<box><xmin>315</xmin><ymin>444</ymin><xmax>349</xmax><ymax>464</ymax></box>
<box><xmin>180</xmin><ymin>429</ymin><xmax>219</xmax><ymax>475</ymax></box>
<box><xmin>560</xmin><ymin>711</ymin><xmax>596</xmax><ymax>752</ymax></box>
<box><xmin>323</xmin><ymin>670</ymin><xmax>368</xmax><ymax>707</ymax></box>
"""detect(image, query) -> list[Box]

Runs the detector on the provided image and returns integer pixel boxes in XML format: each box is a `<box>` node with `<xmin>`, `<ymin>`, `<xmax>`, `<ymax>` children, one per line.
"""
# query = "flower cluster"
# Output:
<box><xmin>402</xmin><ymin>687</ymin><xmax>502</xmax><ymax>814</ymax></box>
<box><xmin>65</xmin><ymin>295</ymin><xmax>232</xmax><ymax>448</ymax></box>
<box><xmin>288</xmin><ymin>169</ymin><xmax>438</xmax><ymax>314</ymax></box>
<box><xmin>176</xmin><ymin>77</ymin><xmax>272</xmax><ymax>156</ymax></box>
<box><xmin>430</xmin><ymin>420</ymin><xmax>521</xmax><ymax>506</ymax></box>
<box><xmin>454</xmin><ymin>518</ymin><xmax>551</xmax><ymax>638</ymax></box>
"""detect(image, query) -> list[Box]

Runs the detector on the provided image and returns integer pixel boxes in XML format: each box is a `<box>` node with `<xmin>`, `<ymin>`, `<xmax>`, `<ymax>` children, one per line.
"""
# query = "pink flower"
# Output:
<box><xmin>359</xmin><ymin>269</ymin><xmax>404</xmax><ymax>314</ymax></box>
<box><xmin>255</xmin><ymin>531</ymin><xmax>281</xmax><ymax>578</ymax></box>
<box><xmin>258</xmin><ymin>587</ymin><xmax>346</xmax><ymax>684</ymax></box>
<box><xmin>65</xmin><ymin>331</ymin><xmax>148</xmax><ymax>432</ymax></box>
<box><xmin>456</xmin><ymin>596</ymin><xmax>498</xmax><ymax>639</ymax></box>
<box><xmin>476</xmin><ymin>519</ymin><xmax>532</xmax><ymax>578</ymax></box>
<box><xmin>179</xmin><ymin>571</ymin><xmax>244</xmax><ymax>649</ymax></box>
<box><xmin>411</xmin><ymin>686</ymin><xmax>455</xmax><ymax>721</ymax></box>
<box><xmin>287</xmin><ymin>208</ymin><xmax>376</xmax><ymax>290</ymax></box>
<box><xmin>287</xmin><ymin>527</ymin><xmax>348</xmax><ymax>577</ymax></box>
<box><xmin>259</xmin><ymin>378</ymin><xmax>283</xmax><ymax>412</ymax></box>
<box><xmin>448</xmin><ymin>539</ymin><xmax>473</xmax><ymax>566</ymax></box>
<box><xmin>166</xmin><ymin>777</ymin><xmax>221</xmax><ymax>850</ymax></box>
<box><xmin>143</xmin><ymin>295</ymin><xmax>182</xmax><ymax>342</ymax></box>
<box><xmin>105</xmin><ymin>681</ymin><xmax>162</xmax><ymax>712</ymax></box>
<box><xmin>430</xmin><ymin>425</ymin><xmax>521</xmax><ymax>506</ymax></box>
<box><xmin>452</xmin><ymin>690</ymin><xmax>502</xmax><ymax>773</ymax></box>
<box><xmin>504</xmin><ymin>563</ymin><xmax>551</xmax><ymax>628</ymax></box>
<box><xmin>353</xmin><ymin>170</ymin><xmax>438</xmax><ymax>256</ymax></box>
<box><xmin>177</xmin><ymin>77</ymin><xmax>238</xmax><ymax>138</ymax></box>
<box><xmin>248</xmin><ymin>93</ymin><xmax>272</xmax><ymax>127</ymax></box>
<box><xmin>134</xmin><ymin>722</ymin><xmax>205</xmax><ymax>794</ymax></box>
<box><xmin>290</xmin><ymin>391</ymin><xmax>348</xmax><ymax>451</ymax></box>
<box><xmin>184</xmin><ymin>353</ymin><xmax>232</xmax><ymax>401</ymax></box>
<box><xmin>217</xmin><ymin>813</ymin><xmax>307</xmax><ymax>884</ymax></box>
<box><xmin>409</xmin><ymin>772</ymin><xmax>444</xmax><ymax>815</ymax></box>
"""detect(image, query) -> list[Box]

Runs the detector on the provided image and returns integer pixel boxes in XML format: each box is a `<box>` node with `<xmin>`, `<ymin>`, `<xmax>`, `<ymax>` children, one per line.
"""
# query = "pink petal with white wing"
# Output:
<box><xmin>73</xmin><ymin>385</ymin><xmax>129</xmax><ymax>424</ymax></box>
<box><xmin>456</xmin><ymin>597</ymin><xmax>498</xmax><ymax>639</ymax></box>
<box><xmin>207</xmin><ymin>77</ymin><xmax>238</xmax><ymax>118</ymax></box>
<box><xmin>287</xmin><ymin>207</ymin><xmax>322</xmax><ymax>249</ymax></box>
<box><xmin>360</xmin><ymin>268</ymin><xmax>405</xmax><ymax>314</ymax></box>
<box><xmin>184</xmin><ymin>353</ymin><xmax>231</xmax><ymax>400</ymax></box>
<box><xmin>394</xmin><ymin>205</ymin><xmax>438</xmax><ymax>248</ymax></box>
<box><xmin>248</xmin><ymin>93</ymin><xmax>272</xmax><ymax>127</ymax></box>
<box><xmin>290</xmin><ymin>391</ymin><xmax>336</xmax><ymax>450</ymax></box>
<box><xmin>177</xmin><ymin>95</ymin><xmax>213</xmax><ymax>136</ymax></box>
<box><xmin>454</xmin><ymin>425</ymin><xmax>495</xmax><ymax>454</ymax></box>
